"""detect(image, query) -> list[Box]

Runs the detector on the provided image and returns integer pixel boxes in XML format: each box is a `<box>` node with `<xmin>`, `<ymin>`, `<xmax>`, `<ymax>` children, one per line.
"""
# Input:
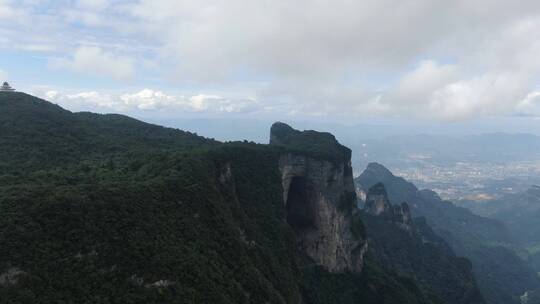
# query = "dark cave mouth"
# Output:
<box><xmin>286</xmin><ymin>176</ymin><xmax>316</xmax><ymax>230</ymax></box>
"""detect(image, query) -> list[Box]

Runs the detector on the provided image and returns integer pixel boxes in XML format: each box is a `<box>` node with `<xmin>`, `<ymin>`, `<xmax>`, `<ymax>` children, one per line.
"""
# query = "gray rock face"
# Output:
<box><xmin>278</xmin><ymin>153</ymin><xmax>366</xmax><ymax>273</ymax></box>
<box><xmin>364</xmin><ymin>185</ymin><xmax>391</xmax><ymax>216</ymax></box>
<box><xmin>393</xmin><ymin>202</ymin><xmax>412</xmax><ymax>227</ymax></box>
<box><xmin>365</xmin><ymin>183</ymin><xmax>412</xmax><ymax>229</ymax></box>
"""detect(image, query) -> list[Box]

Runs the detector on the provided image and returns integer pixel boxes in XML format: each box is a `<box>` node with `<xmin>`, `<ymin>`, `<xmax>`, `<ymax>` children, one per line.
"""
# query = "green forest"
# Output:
<box><xmin>0</xmin><ymin>92</ymin><xmax>438</xmax><ymax>303</ymax></box>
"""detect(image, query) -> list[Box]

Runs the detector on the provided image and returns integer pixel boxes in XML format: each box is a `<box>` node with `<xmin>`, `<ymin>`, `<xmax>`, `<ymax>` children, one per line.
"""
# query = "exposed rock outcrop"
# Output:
<box><xmin>365</xmin><ymin>183</ymin><xmax>412</xmax><ymax>229</ymax></box>
<box><xmin>361</xmin><ymin>183</ymin><xmax>485</xmax><ymax>304</ymax></box>
<box><xmin>271</xmin><ymin>122</ymin><xmax>367</xmax><ymax>273</ymax></box>
<box><xmin>364</xmin><ymin>182</ymin><xmax>391</xmax><ymax>216</ymax></box>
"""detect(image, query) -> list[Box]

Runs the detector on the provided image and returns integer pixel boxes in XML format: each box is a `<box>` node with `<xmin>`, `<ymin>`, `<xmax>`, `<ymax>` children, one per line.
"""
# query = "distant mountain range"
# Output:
<box><xmin>356</xmin><ymin>163</ymin><xmax>540</xmax><ymax>304</ymax></box>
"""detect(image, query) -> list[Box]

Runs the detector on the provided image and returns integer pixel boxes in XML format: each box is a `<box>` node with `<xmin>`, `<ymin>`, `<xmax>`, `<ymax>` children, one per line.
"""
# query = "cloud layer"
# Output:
<box><xmin>35</xmin><ymin>88</ymin><xmax>258</xmax><ymax>116</ymax></box>
<box><xmin>49</xmin><ymin>46</ymin><xmax>135</xmax><ymax>80</ymax></box>
<box><xmin>2</xmin><ymin>0</ymin><xmax>540</xmax><ymax>121</ymax></box>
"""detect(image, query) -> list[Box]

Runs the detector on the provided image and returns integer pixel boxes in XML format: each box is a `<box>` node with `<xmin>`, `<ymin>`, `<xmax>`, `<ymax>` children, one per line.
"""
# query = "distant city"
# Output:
<box><xmin>392</xmin><ymin>160</ymin><xmax>540</xmax><ymax>201</ymax></box>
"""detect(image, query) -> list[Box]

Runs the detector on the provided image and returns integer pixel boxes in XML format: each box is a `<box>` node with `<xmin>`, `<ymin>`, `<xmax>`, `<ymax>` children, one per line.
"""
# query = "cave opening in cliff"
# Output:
<box><xmin>286</xmin><ymin>176</ymin><xmax>316</xmax><ymax>230</ymax></box>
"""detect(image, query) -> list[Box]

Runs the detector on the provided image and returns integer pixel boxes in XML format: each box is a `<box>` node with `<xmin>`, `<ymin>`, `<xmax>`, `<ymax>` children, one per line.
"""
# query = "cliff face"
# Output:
<box><xmin>278</xmin><ymin>154</ymin><xmax>366</xmax><ymax>272</ymax></box>
<box><xmin>271</xmin><ymin>122</ymin><xmax>366</xmax><ymax>273</ymax></box>
<box><xmin>364</xmin><ymin>183</ymin><xmax>412</xmax><ymax>230</ymax></box>
<box><xmin>364</xmin><ymin>182</ymin><xmax>391</xmax><ymax>216</ymax></box>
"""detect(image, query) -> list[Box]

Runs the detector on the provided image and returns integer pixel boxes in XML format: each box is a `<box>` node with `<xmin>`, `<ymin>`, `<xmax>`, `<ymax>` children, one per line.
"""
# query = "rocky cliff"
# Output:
<box><xmin>365</xmin><ymin>182</ymin><xmax>412</xmax><ymax>230</ymax></box>
<box><xmin>271</xmin><ymin>122</ymin><xmax>366</xmax><ymax>273</ymax></box>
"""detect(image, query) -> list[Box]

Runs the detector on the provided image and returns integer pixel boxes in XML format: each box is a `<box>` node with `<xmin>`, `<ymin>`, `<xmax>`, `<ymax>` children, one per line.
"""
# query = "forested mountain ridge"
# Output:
<box><xmin>0</xmin><ymin>92</ymin><xmax>446</xmax><ymax>303</ymax></box>
<box><xmin>0</xmin><ymin>92</ymin><xmax>215</xmax><ymax>172</ymax></box>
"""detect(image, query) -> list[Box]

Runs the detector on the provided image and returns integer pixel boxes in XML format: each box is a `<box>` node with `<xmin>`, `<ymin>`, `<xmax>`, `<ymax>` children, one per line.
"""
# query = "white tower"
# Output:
<box><xmin>0</xmin><ymin>82</ymin><xmax>15</xmax><ymax>92</ymax></box>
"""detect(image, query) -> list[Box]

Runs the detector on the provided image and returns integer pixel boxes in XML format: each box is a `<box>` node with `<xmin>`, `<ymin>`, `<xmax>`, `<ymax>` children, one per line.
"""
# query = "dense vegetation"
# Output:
<box><xmin>301</xmin><ymin>258</ymin><xmax>437</xmax><ymax>304</ymax></box>
<box><xmin>0</xmin><ymin>93</ymin><xmax>440</xmax><ymax>303</ymax></box>
<box><xmin>269</xmin><ymin>122</ymin><xmax>351</xmax><ymax>163</ymax></box>
<box><xmin>0</xmin><ymin>140</ymin><xmax>301</xmax><ymax>301</ymax></box>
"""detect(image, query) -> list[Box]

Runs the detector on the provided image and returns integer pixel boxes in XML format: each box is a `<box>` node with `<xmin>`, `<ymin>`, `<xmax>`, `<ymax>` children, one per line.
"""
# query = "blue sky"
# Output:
<box><xmin>2</xmin><ymin>0</ymin><xmax>540</xmax><ymax>129</ymax></box>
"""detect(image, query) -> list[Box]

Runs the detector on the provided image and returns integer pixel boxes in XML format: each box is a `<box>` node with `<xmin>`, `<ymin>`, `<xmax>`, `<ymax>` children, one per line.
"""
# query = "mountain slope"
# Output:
<box><xmin>458</xmin><ymin>185</ymin><xmax>540</xmax><ymax>274</ymax></box>
<box><xmin>459</xmin><ymin>185</ymin><xmax>540</xmax><ymax>247</ymax></box>
<box><xmin>0</xmin><ymin>92</ymin><xmax>437</xmax><ymax>303</ymax></box>
<box><xmin>0</xmin><ymin>92</ymin><xmax>215</xmax><ymax>178</ymax></box>
<box><xmin>361</xmin><ymin>183</ymin><xmax>484</xmax><ymax>304</ymax></box>
<box><xmin>356</xmin><ymin>162</ymin><xmax>540</xmax><ymax>304</ymax></box>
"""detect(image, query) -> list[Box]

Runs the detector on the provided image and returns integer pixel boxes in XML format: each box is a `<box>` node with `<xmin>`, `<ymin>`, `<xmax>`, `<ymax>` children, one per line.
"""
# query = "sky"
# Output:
<box><xmin>2</xmin><ymin>0</ymin><xmax>540</xmax><ymax>129</ymax></box>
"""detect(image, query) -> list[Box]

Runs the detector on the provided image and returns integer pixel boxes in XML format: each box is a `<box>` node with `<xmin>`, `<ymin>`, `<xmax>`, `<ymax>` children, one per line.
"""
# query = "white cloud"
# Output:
<box><xmin>187</xmin><ymin>94</ymin><xmax>257</xmax><ymax>113</ymax></box>
<box><xmin>44</xmin><ymin>90</ymin><xmax>58</xmax><ymax>99</ymax></box>
<box><xmin>188</xmin><ymin>94</ymin><xmax>218</xmax><ymax>112</ymax></box>
<box><xmin>6</xmin><ymin>1</ymin><xmax>540</xmax><ymax>121</ymax></box>
<box><xmin>121</xmin><ymin>0</ymin><xmax>540</xmax><ymax>120</ymax></box>
<box><xmin>394</xmin><ymin>61</ymin><xmax>460</xmax><ymax>104</ymax></box>
<box><xmin>427</xmin><ymin>72</ymin><xmax>529</xmax><ymax>121</ymax></box>
<box><xmin>377</xmin><ymin>17</ymin><xmax>540</xmax><ymax>121</ymax></box>
<box><xmin>76</xmin><ymin>0</ymin><xmax>109</xmax><ymax>11</ymax></box>
<box><xmin>47</xmin><ymin>91</ymin><xmax>118</xmax><ymax>111</ymax></box>
<box><xmin>516</xmin><ymin>91</ymin><xmax>540</xmax><ymax>116</ymax></box>
<box><xmin>34</xmin><ymin>88</ymin><xmax>258</xmax><ymax>115</ymax></box>
<box><xmin>49</xmin><ymin>46</ymin><xmax>135</xmax><ymax>80</ymax></box>
<box><xmin>120</xmin><ymin>89</ymin><xmax>177</xmax><ymax>110</ymax></box>
<box><xmin>125</xmin><ymin>1</ymin><xmax>540</xmax><ymax>78</ymax></box>
<box><xmin>0</xmin><ymin>0</ymin><xmax>23</xmax><ymax>21</ymax></box>
<box><xmin>377</xmin><ymin>61</ymin><xmax>532</xmax><ymax>121</ymax></box>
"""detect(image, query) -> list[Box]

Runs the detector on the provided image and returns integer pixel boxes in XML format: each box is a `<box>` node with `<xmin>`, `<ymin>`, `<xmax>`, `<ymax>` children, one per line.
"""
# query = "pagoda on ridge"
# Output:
<box><xmin>0</xmin><ymin>82</ymin><xmax>15</xmax><ymax>92</ymax></box>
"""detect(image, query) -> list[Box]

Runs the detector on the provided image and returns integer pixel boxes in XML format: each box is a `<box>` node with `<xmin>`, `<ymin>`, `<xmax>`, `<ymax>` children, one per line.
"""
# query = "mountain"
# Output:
<box><xmin>269</xmin><ymin>122</ymin><xmax>365</xmax><ymax>272</ymax></box>
<box><xmin>459</xmin><ymin>185</ymin><xmax>540</xmax><ymax>246</ymax></box>
<box><xmin>0</xmin><ymin>92</ymin><xmax>443</xmax><ymax>303</ymax></box>
<box><xmin>270</xmin><ymin>121</ymin><xmax>352</xmax><ymax>163</ymax></box>
<box><xmin>361</xmin><ymin>183</ymin><xmax>484</xmax><ymax>304</ymax></box>
<box><xmin>458</xmin><ymin>185</ymin><xmax>540</xmax><ymax>271</ymax></box>
<box><xmin>0</xmin><ymin>92</ymin><xmax>216</xmax><ymax>173</ymax></box>
<box><xmin>356</xmin><ymin>163</ymin><xmax>515</xmax><ymax>247</ymax></box>
<box><xmin>356</xmin><ymin>162</ymin><xmax>540</xmax><ymax>304</ymax></box>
